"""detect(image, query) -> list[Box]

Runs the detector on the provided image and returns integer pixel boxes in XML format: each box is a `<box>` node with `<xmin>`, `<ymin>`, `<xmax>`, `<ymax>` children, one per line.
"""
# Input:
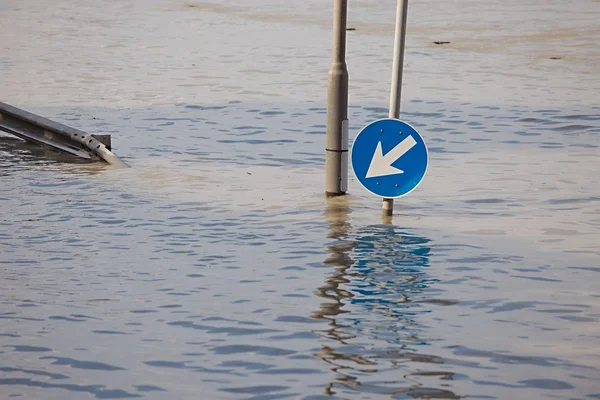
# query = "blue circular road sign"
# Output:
<box><xmin>351</xmin><ymin>118</ymin><xmax>428</xmax><ymax>198</ymax></box>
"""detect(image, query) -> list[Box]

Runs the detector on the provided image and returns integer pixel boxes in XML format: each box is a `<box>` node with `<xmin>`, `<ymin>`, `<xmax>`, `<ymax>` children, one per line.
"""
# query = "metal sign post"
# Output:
<box><xmin>325</xmin><ymin>0</ymin><xmax>349</xmax><ymax>197</ymax></box>
<box><xmin>349</xmin><ymin>0</ymin><xmax>428</xmax><ymax>214</ymax></box>
<box><xmin>384</xmin><ymin>0</ymin><xmax>410</xmax><ymax>216</ymax></box>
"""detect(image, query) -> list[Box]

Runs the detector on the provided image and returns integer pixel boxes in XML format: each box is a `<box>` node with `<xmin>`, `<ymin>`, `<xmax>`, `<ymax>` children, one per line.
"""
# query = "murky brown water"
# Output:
<box><xmin>1</xmin><ymin>0</ymin><xmax>599</xmax><ymax>399</ymax></box>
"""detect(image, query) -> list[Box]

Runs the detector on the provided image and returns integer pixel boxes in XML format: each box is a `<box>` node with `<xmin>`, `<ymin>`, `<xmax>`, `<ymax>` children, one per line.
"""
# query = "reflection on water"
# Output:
<box><xmin>314</xmin><ymin>198</ymin><xmax>460</xmax><ymax>399</ymax></box>
<box><xmin>0</xmin><ymin>135</ymin><xmax>110</xmax><ymax>179</ymax></box>
<box><xmin>0</xmin><ymin>135</ymin><xmax>89</xmax><ymax>167</ymax></box>
<box><xmin>312</xmin><ymin>198</ymin><xmax>356</xmax><ymax>342</ymax></box>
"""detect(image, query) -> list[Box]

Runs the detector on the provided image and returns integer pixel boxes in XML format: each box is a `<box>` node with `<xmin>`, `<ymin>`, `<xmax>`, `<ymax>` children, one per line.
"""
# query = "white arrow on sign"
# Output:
<box><xmin>366</xmin><ymin>135</ymin><xmax>417</xmax><ymax>178</ymax></box>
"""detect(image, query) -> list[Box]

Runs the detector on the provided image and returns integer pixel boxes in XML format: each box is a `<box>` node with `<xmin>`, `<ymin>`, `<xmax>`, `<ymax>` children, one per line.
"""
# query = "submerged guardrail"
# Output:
<box><xmin>0</xmin><ymin>102</ymin><xmax>128</xmax><ymax>168</ymax></box>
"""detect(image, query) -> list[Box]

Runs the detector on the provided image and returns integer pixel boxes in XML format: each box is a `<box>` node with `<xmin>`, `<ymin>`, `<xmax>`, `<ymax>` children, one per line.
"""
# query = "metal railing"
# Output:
<box><xmin>0</xmin><ymin>101</ymin><xmax>128</xmax><ymax>168</ymax></box>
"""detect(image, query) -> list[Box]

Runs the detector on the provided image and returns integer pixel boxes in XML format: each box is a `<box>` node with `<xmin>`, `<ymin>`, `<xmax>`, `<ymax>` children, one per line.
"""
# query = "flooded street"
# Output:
<box><xmin>1</xmin><ymin>0</ymin><xmax>600</xmax><ymax>399</ymax></box>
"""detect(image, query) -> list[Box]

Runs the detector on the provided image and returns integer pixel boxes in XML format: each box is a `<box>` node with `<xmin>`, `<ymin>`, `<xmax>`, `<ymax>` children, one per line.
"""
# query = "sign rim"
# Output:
<box><xmin>350</xmin><ymin>117</ymin><xmax>429</xmax><ymax>199</ymax></box>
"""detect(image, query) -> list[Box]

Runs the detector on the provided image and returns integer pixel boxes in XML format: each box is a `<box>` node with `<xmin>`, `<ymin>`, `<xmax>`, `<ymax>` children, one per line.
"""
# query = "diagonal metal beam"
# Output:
<box><xmin>0</xmin><ymin>101</ymin><xmax>128</xmax><ymax>167</ymax></box>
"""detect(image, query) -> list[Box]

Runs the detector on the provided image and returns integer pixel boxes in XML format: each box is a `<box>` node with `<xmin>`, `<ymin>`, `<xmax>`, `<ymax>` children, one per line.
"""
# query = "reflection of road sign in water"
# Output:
<box><xmin>350</xmin><ymin>226</ymin><xmax>431</xmax><ymax>314</ymax></box>
<box><xmin>351</xmin><ymin>119</ymin><xmax>428</xmax><ymax>198</ymax></box>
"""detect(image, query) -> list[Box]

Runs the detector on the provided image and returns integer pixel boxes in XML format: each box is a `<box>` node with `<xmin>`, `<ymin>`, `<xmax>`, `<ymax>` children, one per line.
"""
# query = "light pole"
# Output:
<box><xmin>325</xmin><ymin>0</ymin><xmax>349</xmax><ymax>197</ymax></box>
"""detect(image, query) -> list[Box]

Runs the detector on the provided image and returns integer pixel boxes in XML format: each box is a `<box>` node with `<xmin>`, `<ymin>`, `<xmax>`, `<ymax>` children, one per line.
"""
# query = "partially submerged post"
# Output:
<box><xmin>0</xmin><ymin>102</ymin><xmax>128</xmax><ymax>168</ymax></box>
<box><xmin>325</xmin><ymin>0</ymin><xmax>349</xmax><ymax>197</ymax></box>
<box><xmin>384</xmin><ymin>0</ymin><xmax>409</xmax><ymax>217</ymax></box>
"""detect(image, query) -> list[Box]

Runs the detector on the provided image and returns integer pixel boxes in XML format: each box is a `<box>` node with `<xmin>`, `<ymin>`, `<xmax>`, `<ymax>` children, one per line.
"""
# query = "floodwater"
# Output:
<box><xmin>1</xmin><ymin>0</ymin><xmax>599</xmax><ymax>399</ymax></box>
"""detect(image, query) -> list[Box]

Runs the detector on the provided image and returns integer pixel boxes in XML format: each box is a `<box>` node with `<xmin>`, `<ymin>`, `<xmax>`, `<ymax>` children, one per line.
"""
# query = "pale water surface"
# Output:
<box><xmin>1</xmin><ymin>0</ymin><xmax>599</xmax><ymax>399</ymax></box>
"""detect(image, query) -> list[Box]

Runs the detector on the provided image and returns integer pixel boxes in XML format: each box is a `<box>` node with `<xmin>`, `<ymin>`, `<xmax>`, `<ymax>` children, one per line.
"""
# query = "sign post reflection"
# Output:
<box><xmin>312</xmin><ymin>200</ymin><xmax>460</xmax><ymax>398</ymax></box>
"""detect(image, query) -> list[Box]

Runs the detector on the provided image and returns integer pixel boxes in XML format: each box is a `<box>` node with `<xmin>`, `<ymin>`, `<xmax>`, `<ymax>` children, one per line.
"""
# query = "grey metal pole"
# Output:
<box><xmin>325</xmin><ymin>0</ymin><xmax>349</xmax><ymax>197</ymax></box>
<box><xmin>383</xmin><ymin>0</ymin><xmax>409</xmax><ymax>216</ymax></box>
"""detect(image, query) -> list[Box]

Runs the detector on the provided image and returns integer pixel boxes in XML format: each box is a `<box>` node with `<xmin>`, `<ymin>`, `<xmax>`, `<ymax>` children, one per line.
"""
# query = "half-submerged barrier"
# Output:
<box><xmin>0</xmin><ymin>102</ymin><xmax>128</xmax><ymax>168</ymax></box>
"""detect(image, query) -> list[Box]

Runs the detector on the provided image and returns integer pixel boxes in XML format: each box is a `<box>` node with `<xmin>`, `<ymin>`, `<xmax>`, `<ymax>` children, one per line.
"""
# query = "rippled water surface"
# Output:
<box><xmin>1</xmin><ymin>0</ymin><xmax>600</xmax><ymax>399</ymax></box>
